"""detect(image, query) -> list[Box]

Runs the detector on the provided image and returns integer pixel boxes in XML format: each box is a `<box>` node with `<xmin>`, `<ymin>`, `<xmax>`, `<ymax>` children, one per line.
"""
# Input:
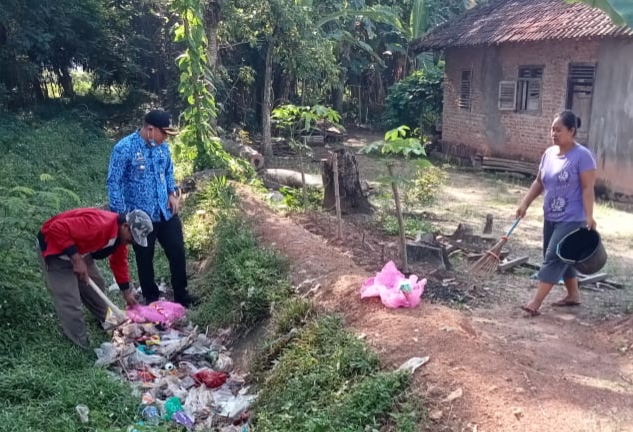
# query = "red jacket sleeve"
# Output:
<box><xmin>109</xmin><ymin>244</ymin><xmax>130</xmax><ymax>291</ymax></box>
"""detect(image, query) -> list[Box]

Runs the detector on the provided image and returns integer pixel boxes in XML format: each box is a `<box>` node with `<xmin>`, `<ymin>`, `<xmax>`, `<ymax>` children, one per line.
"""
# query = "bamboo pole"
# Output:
<box><xmin>387</xmin><ymin>162</ymin><xmax>408</xmax><ymax>273</ymax></box>
<box><xmin>300</xmin><ymin>137</ymin><xmax>309</xmax><ymax>210</ymax></box>
<box><xmin>333</xmin><ymin>153</ymin><xmax>343</xmax><ymax>239</ymax></box>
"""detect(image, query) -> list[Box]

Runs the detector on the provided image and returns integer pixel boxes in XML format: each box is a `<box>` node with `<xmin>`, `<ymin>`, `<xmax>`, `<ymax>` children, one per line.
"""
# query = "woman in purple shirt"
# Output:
<box><xmin>516</xmin><ymin>110</ymin><xmax>597</xmax><ymax>316</ymax></box>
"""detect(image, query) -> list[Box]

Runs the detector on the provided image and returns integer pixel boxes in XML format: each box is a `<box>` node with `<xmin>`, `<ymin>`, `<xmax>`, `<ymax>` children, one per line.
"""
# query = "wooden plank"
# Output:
<box><xmin>578</xmin><ymin>273</ymin><xmax>609</xmax><ymax>285</ymax></box>
<box><xmin>498</xmin><ymin>256</ymin><xmax>529</xmax><ymax>272</ymax></box>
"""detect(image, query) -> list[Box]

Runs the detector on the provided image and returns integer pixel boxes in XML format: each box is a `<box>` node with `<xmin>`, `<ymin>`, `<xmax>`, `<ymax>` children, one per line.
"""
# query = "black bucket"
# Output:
<box><xmin>556</xmin><ymin>228</ymin><xmax>607</xmax><ymax>275</ymax></box>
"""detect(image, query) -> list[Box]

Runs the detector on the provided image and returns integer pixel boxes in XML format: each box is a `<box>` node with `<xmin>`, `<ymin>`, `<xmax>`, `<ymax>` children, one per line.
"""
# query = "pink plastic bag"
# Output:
<box><xmin>126</xmin><ymin>301</ymin><xmax>186</xmax><ymax>326</ymax></box>
<box><xmin>360</xmin><ymin>261</ymin><xmax>426</xmax><ymax>309</ymax></box>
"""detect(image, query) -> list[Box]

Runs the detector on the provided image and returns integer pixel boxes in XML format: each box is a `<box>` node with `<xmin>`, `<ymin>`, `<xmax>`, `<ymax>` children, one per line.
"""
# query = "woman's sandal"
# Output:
<box><xmin>520</xmin><ymin>305</ymin><xmax>541</xmax><ymax>316</ymax></box>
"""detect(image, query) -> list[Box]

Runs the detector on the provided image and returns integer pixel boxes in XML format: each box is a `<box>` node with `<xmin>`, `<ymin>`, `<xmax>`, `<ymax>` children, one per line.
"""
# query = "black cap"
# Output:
<box><xmin>144</xmin><ymin>110</ymin><xmax>178</xmax><ymax>135</ymax></box>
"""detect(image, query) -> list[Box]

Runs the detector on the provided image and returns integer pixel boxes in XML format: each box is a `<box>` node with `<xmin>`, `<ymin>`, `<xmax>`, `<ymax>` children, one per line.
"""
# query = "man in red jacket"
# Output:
<box><xmin>38</xmin><ymin>208</ymin><xmax>153</xmax><ymax>348</ymax></box>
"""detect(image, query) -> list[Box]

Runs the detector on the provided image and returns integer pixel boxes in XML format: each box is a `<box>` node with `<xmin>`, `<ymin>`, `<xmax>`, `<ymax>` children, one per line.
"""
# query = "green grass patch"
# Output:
<box><xmin>254</xmin><ymin>316</ymin><xmax>418</xmax><ymax>432</ymax></box>
<box><xmin>0</xmin><ymin>110</ymin><xmax>139</xmax><ymax>431</ymax></box>
<box><xmin>187</xmin><ymin>179</ymin><xmax>292</xmax><ymax>331</ymax></box>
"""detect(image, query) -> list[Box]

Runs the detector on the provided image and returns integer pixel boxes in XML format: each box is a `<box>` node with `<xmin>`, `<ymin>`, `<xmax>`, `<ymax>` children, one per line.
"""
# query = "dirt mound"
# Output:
<box><xmin>238</xmin><ymin>186</ymin><xmax>633</xmax><ymax>432</ymax></box>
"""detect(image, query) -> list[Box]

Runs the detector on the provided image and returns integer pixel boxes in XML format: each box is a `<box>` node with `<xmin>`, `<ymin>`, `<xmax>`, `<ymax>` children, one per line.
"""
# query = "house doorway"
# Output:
<box><xmin>566</xmin><ymin>64</ymin><xmax>596</xmax><ymax>144</ymax></box>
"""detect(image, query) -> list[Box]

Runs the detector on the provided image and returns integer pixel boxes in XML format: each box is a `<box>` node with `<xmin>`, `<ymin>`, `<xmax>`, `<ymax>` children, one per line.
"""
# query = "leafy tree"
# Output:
<box><xmin>566</xmin><ymin>0</ymin><xmax>633</xmax><ymax>28</ymax></box>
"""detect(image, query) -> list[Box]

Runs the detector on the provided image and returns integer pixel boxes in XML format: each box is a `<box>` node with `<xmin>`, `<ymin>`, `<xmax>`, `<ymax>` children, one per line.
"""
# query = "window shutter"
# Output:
<box><xmin>459</xmin><ymin>69</ymin><xmax>473</xmax><ymax>111</ymax></box>
<box><xmin>498</xmin><ymin>80</ymin><xmax>517</xmax><ymax>111</ymax></box>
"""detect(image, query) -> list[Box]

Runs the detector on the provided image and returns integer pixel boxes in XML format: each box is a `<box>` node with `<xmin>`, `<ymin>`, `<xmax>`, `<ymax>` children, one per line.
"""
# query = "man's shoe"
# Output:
<box><xmin>174</xmin><ymin>292</ymin><xmax>200</xmax><ymax>308</ymax></box>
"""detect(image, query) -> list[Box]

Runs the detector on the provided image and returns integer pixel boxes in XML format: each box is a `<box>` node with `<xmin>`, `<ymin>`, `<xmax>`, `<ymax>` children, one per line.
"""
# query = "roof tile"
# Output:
<box><xmin>413</xmin><ymin>0</ymin><xmax>633</xmax><ymax>51</ymax></box>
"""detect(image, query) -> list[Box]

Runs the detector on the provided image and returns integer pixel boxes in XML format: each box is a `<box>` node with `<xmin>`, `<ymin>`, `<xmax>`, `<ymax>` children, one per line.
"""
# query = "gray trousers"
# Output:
<box><xmin>38</xmin><ymin>252</ymin><xmax>108</xmax><ymax>349</ymax></box>
<box><xmin>537</xmin><ymin>220</ymin><xmax>585</xmax><ymax>284</ymax></box>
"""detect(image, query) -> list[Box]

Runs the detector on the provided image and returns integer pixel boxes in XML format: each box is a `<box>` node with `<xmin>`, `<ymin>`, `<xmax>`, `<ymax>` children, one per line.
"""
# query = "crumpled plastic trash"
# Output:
<box><xmin>131</xmin><ymin>347</ymin><xmax>166</xmax><ymax>367</ymax></box>
<box><xmin>172</xmin><ymin>410</ymin><xmax>195</xmax><ymax>429</ymax></box>
<box><xmin>75</xmin><ymin>404</ymin><xmax>90</xmax><ymax>423</ymax></box>
<box><xmin>212</xmin><ymin>384</ymin><xmax>255</xmax><ymax>419</ymax></box>
<box><xmin>214</xmin><ymin>354</ymin><xmax>234</xmax><ymax>373</ymax></box>
<box><xmin>164</xmin><ymin>396</ymin><xmax>184</xmax><ymax>420</ymax></box>
<box><xmin>397</xmin><ymin>356</ymin><xmax>430</xmax><ymax>374</ymax></box>
<box><xmin>360</xmin><ymin>261</ymin><xmax>426</xmax><ymax>308</ymax></box>
<box><xmin>94</xmin><ymin>342</ymin><xmax>118</xmax><ymax>367</ymax></box>
<box><xmin>127</xmin><ymin>301</ymin><xmax>186</xmax><ymax>326</ymax></box>
<box><xmin>184</xmin><ymin>385</ymin><xmax>214</xmax><ymax>419</ymax></box>
<box><xmin>193</xmin><ymin>369</ymin><xmax>228</xmax><ymax>389</ymax></box>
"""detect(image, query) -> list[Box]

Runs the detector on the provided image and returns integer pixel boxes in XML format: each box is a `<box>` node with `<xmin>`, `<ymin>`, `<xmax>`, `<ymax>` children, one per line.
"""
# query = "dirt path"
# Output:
<box><xmin>238</xmin><ymin>186</ymin><xmax>633</xmax><ymax>432</ymax></box>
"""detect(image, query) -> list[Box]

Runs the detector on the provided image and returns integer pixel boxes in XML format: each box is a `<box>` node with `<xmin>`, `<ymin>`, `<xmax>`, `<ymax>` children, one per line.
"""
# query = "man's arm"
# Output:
<box><xmin>164</xmin><ymin>146</ymin><xmax>177</xmax><ymax>194</ymax></box>
<box><xmin>108</xmin><ymin>244</ymin><xmax>130</xmax><ymax>291</ymax></box>
<box><xmin>107</xmin><ymin>145</ymin><xmax>128</xmax><ymax>214</ymax></box>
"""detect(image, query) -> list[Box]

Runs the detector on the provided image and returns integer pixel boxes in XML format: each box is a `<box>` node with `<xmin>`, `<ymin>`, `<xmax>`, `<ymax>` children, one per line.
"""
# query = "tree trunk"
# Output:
<box><xmin>321</xmin><ymin>149</ymin><xmax>373</xmax><ymax>214</ymax></box>
<box><xmin>203</xmin><ymin>0</ymin><xmax>221</xmax><ymax>69</ymax></box>
<box><xmin>58</xmin><ymin>67</ymin><xmax>75</xmax><ymax>99</ymax></box>
<box><xmin>261</xmin><ymin>42</ymin><xmax>274</xmax><ymax>159</ymax></box>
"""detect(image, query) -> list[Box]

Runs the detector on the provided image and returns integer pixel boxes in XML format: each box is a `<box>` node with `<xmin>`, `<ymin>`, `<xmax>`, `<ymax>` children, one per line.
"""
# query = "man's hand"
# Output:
<box><xmin>167</xmin><ymin>193</ymin><xmax>180</xmax><ymax>215</ymax></box>
<box><xmin>71</xmin><ymin>253</ymin><xmax>89</xmax><ymax>282</ymax></box>
<box><xmin>122</xmin><ymin>289</ymin><xmax>138</xmax><ymax>307</ymax></box>
<box><xmin>515</xmin><ymin>204</ymin><xmax>528</xmax><ymax>220</ymax></box>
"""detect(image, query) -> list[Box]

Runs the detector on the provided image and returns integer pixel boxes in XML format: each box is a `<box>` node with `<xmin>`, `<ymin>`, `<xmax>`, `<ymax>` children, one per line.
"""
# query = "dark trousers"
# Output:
<box><xmin>133</xmin><ymin>214</ymin><xmax>188</xmax><ymax>301</ymax></box>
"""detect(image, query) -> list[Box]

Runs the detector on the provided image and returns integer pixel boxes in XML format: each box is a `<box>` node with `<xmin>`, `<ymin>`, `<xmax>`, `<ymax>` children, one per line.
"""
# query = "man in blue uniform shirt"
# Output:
<box><xmin>107</xmin><ymin>110</ymin><xmax>197</xmax><ymax>307</ymax></box>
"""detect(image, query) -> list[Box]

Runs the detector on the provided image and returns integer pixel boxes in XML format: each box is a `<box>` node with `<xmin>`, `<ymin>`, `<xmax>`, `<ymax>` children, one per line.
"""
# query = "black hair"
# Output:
<box><xmin>556</xmin><ymin>110</ymin><xmax>582</xmax><ymax>136</ymax></box>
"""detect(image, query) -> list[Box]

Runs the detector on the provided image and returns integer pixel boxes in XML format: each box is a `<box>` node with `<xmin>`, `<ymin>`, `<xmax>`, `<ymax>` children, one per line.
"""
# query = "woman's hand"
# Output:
<box><xmin>516</xmin><ymin>204</ymin><xmax>528</xmax><ymax>219</ymax></box>
<box><xmin>587</xmin><ymin>216</ymin><xmax>597</xmax><ymax>230</ymax></box>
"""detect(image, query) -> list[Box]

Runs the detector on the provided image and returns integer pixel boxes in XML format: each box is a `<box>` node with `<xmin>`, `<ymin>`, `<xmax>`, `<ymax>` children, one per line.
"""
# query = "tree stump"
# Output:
<box><xmin>321</xmin><ymin>149</ymin><xmax>372</xmax><ymax>214</ymax></box>
<box><xmin>483</xmin><ymin>214</ymin><xmax>494</xmax><ymax>234</ymax></box>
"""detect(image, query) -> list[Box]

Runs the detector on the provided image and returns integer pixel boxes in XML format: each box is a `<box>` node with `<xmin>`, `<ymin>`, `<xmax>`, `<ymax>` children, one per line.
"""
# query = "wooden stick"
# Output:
<box><xmin>386</xmin><ymin>162</ymin><xmax>408</xmax><ymax>274</ymax></box>
<box><xmin>87</xmin><ymin>278</ymin><xmax>127</xmax><ymax>321</ymax></box>
<box><xmin>300</xmin><ymin>137</ymin><xmax>309</xmax><ymax>210</ymax></box>
<box><xmin>333</xmin><ymin>153</ymin><xmax>343</xmax><ymax>239</ymax></box>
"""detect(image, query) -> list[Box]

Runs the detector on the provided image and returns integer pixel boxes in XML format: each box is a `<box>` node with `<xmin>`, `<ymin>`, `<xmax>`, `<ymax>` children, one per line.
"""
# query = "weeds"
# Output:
<box><xmin>254</xmin><ymin>316</ymin><xmax>417</xmax><ymax>431</ymax></box>
<box><xmin>382</xmin><ymin>214</ymin><xmax>433</xmax><ymax>237</ymax></box>
<box><xmin>188</xmin><ymin>180</ymin><xmax>292</xmax><ymax>331</ymax></box>
<box><xmin>0</xmin><ymin>112</ymin><xmax>137</xmax><ymax>431</ymax></box>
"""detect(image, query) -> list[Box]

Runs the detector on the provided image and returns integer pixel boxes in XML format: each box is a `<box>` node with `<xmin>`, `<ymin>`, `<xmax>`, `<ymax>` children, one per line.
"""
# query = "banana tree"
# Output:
<box><xmin>565</xmin><ymin>0</ymin><xmax>633</xmax><ymax>28</ymax></box>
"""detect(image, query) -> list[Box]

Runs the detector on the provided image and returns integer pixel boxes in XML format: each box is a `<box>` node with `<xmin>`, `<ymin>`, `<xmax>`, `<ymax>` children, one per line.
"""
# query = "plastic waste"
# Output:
<box><xmin>183</xmin><ymin>385</ymin><xmax>214</xmax><ymax>419</ymax></box>
<box><xmin>131</xmin><ymin>347</ymin><xmax>166</xmax><ymax>367</ymax></box>
<box><xmin>126</xmin><ymin>301</ymin><xmax>186</xmax><ymax>326</ymax></box>
<box><xmin>172</xmin><ymin>410</ymin><xmax>194</xmax><ymax>429</ymax></box>
<box><xmin>360</xmin><ymin>261</ymin><xmax>426</xmax><ymax>308</ymax></box>
<box><xmin>212</xmin><ymin>384</ymin><xmax>255</xmax><ymax>420</ymax></box>
<box><xmin>75</xmin><ymin>404</ymin><xmax>90</xmax><ymax>423</ymax></box>
<box><xmin>192</xmin><ymin>369</ymin><xmax>228</xmax><ymax>389</ymax></box>
<box><xmin>141</xmin><ymin>405</ymin><xmax>160</xmax><ymax>426</ymax></box>
<box><xmin>164</xmin><ymin>396</ymin><xmax>183</xmax><ymax>420</ymax></box>
<box><xmin>397</xmin><ymin>356</ymin><xmax>430</xmax><ymax>374</ymax></box>
<box><xmin>141</xmin><ymin>393</ymin><xmax>155</xmax><ymax>405</ymax></box>
<box><xmin>214</xmin><ymin>354</ymin><xmax>234</xmax><ymax>373</ymax></box>
<box><xmin>94</xmin><ymin>342</ymin><xmax>118</xmax><ymax>367</ymax></box>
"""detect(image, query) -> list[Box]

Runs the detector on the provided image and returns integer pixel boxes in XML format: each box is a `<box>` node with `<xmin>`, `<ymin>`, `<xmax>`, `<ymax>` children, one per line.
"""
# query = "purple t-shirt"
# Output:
<box><xmin>539</xmin><ymin>144</ymin><xmax>597</xmax><ymax>222</ymax></box>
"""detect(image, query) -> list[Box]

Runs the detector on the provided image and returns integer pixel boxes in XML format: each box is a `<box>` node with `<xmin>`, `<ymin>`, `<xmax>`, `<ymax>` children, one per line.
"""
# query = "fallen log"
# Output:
<box><xmin>222</xmin><ymin>139</ymin><xmax>265</xmax><ymax>171</ymax></box>
<box><xmin>262</xmin><ymin>168</ymin><xmax>323</xmax><ymax>190</ymax></box>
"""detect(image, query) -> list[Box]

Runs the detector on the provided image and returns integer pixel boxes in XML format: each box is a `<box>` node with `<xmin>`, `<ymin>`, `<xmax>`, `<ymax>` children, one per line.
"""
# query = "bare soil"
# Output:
<box><xmin>241</xmin><ymin>130</ymin><xmax>633</xmax><ymax>431</ymax></box>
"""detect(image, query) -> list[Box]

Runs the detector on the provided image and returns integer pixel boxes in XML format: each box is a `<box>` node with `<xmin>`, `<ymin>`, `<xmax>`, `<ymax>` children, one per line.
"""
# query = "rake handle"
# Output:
<box><xmin>504</xmin><ymin>218</ymin><xmax>521</xmax><ymax>239</ymax></box>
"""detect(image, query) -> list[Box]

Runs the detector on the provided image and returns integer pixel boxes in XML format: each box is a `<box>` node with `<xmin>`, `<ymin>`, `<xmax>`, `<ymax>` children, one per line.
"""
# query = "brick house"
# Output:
<box><xmin>413</xmin><ymin>0</ymin><xmax>633</xmax><ymax>199</ymax></box>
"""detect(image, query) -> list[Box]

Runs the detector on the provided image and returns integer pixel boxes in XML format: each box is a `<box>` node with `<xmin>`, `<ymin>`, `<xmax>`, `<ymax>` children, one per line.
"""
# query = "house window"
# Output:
<box><xmin>516</xmin><ymin>66</ymin><xmax>543</xmax><ymax>112</ymax></box>
<box><xmin>498</xmin><ymin>81</ymin><xmax>517</xmax><ymax>111</ymax></box>
<box><xmin>459</xmin><ymin>69</ymin><xmax>472</xmax><ymax>111</ymax></box>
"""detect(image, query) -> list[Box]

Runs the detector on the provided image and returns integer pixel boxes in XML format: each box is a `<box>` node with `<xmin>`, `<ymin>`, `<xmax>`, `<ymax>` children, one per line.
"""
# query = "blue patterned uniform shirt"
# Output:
<box><xmin>107</xmin><ymin>131</ymin><xmax>177</xmax><ymax>222</ymax></box>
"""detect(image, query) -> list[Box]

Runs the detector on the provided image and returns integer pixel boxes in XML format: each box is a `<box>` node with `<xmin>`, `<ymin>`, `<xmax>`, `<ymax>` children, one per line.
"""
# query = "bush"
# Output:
<box><xmin>404</xmin><ymin>163</ymin><xmax>447</xmax><ymax>207</ymax></box>
<box><xmin>383</xmin><ymin>64</ymin><xmax>444</xmax><ymax>136</ymax></box>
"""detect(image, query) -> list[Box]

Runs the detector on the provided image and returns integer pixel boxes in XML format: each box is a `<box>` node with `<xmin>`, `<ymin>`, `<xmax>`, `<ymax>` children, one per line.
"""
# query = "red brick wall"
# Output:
<box><xmin>442</xmin><ymin>40</ymin><xmax>599</xmax><ymax>163</ymax></box>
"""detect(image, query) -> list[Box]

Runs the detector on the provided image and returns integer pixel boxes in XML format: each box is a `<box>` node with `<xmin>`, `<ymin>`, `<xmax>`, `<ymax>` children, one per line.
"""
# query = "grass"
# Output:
<box><xmin>186</xmin><ymin>178</ymin><xmax>292</xmax><ymax>332</ymax></box>
<box><xmin>253</xmin><ymin>315</ymin><xmax>419</xmax><ymax>432</ymax></box>
<box><xmin>0</xmin><ymin>110</ymin><xmax>138</xmax><ymax>431</ymax></box>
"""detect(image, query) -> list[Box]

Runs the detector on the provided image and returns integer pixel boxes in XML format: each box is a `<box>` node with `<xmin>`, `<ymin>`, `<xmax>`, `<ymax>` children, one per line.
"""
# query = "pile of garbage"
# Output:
<box><xmin>95</xmin><ymin>301</ymin><xmax>255</xmax><ymax>431</ymax></box>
